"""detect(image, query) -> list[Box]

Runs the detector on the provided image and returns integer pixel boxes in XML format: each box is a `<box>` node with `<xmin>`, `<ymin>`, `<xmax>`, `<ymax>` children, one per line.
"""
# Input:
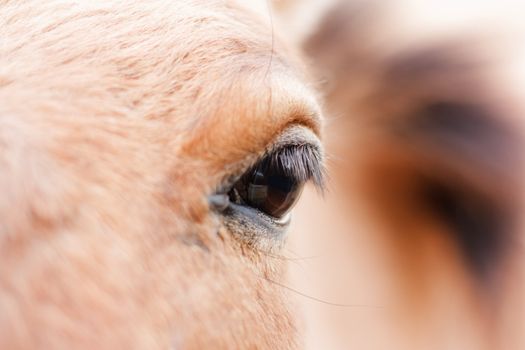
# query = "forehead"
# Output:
<box><xmin>2</xmin><ymin>0</ymin><xmax>320</xmax><ymax>148</ymax></box>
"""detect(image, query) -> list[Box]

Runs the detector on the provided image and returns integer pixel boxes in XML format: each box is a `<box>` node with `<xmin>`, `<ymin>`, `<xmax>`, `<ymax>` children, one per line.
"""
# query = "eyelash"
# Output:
<box><xmin>256</xmin><ymin>144</ymin><xmax>326</xmax><ymax>190</ymax></box>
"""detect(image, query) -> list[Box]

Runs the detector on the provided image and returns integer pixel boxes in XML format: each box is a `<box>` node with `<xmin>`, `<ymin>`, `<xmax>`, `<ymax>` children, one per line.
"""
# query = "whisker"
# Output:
<box><xmin>264</xmin><ymin>0</ymin><xmax>275</xmax><ymax>82</ymax></box>
<box><xmin>254</xmin><ymin>249</ymin><xmax>322</xmax><ymax>273</ymax></box>
<box><xmin>258</xmin><ymin>274</ymin><xmax>385</xmax><ymax>309</ymax></box>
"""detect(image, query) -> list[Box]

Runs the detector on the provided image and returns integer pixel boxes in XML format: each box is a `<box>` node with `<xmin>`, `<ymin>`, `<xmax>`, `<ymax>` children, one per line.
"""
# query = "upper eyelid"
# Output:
<box><xmin>257</xmin><ymin>125</ymin><xmax>324</xmax><ymax>171</ymax></box>
<box><xmin>215</xmin><ymin>125</ymin><xmax>325</xmax><ymax>193</ymax></box>
<box><xmin>267</xmin><ymin>125</ymin><xmax>323</xmax><ymax>154</ymax></box>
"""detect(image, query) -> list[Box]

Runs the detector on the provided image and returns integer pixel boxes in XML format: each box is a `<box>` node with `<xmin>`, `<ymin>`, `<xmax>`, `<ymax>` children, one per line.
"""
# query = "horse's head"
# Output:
<box><xmin>0</xmin><ymin>1</ymin><xmax>324</xmax><ymax>348</ymax></box>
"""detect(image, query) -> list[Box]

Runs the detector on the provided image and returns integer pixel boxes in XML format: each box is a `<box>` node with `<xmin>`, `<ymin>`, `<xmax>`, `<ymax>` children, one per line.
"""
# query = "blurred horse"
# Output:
<box><xmin>288</xmin><ymin>1</ymin><xmax>525</xmax><ymax>349</ymax></box>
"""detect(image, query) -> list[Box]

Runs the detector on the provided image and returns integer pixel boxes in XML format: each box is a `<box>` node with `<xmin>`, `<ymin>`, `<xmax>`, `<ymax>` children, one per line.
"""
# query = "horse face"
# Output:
<box><xmin>0</xmin><ymin>1</ymin><xmax>324</xmax><ymax>348</ymax></box>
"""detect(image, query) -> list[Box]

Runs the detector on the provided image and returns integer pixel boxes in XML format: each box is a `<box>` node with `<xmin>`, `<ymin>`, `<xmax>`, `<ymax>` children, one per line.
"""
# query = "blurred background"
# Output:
<box><xmin>277</xmin><ymin>1</ymin><xmax>525</xmax><ymax>349</ymax></box>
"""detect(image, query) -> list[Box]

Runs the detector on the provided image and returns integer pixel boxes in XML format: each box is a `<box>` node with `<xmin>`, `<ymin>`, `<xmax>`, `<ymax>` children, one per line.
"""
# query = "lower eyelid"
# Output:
<box><xmin>222</xmin><ymin>202</ymin><xmax>289</xmax><ymax>246</ymax></box>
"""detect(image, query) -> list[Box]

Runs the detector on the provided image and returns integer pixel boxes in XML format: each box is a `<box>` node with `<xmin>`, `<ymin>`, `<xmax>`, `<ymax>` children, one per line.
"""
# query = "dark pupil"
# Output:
<box><xmin>238</xmin><ymin>163</ymin><xmax>304</xmax><ymax>218</ymax></box>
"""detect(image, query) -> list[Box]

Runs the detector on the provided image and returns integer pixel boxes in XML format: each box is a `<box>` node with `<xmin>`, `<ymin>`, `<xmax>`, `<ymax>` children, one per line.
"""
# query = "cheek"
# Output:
<box><xmin>143</xmin><ymin>225</ymin><xmax>296</xmax><ymax>349</ymax></box>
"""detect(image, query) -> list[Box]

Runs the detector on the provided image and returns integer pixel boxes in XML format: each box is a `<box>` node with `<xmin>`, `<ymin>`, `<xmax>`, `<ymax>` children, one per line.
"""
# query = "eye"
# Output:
<box><xmin>230</xmin><ymin>156</ymin><xmax>305</xmax><ymax>219</ymax></box>
<box><xmin>210</xmin><ymin>129</ymin><xmax>324</xmax><ymax>245</ymax></box>
<box><xmin>223</xmin><ymin>142</ymin><xmax>324</xmax><ymax>223</ymax></box>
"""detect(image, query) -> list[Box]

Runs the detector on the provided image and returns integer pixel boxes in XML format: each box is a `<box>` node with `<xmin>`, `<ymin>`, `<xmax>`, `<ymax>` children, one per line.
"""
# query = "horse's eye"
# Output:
<box><xmin>223</xmin><ymin>144</ymin><xmax>323</xmax><ymax>222</ymax></box>
<box><xmin>231</xmin><ymin>158</ymin><xmax>305</xmax><ymax>219</ymax></box>
<box><xmin>212</xmin><ymin>135</ymin><xmax>324</xmax><ymax>244</ymax></box>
